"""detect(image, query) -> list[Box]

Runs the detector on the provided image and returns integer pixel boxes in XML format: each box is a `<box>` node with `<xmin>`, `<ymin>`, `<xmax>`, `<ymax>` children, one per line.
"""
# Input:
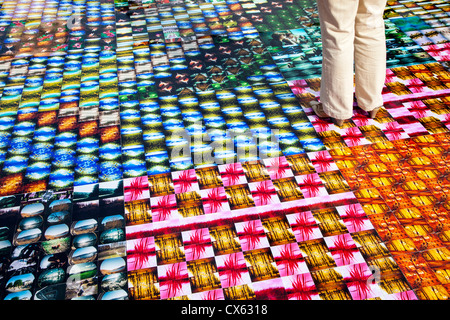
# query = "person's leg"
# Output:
<box><xmin>317</xmin><ymin>0</ymin><xmax>359</xmax><ymax>120</ymax></box>
<box><xmin>354</xmin><ymin>0</ymin><xmax>388</xmax><ymax>114</ymax></box>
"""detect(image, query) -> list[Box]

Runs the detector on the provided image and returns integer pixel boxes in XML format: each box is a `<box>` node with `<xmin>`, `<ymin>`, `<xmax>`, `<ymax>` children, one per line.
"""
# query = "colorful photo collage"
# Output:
<box><xmin>113</xmin><ymin>5</ymin><xmax>284</xmax><ymax>94</ymax></box>
<box><xmin>0</xmin><ymin>1</ymin><xmax>332</xmax><ymax>196</ymax></box>
<box><xmin>0</xmin><ymin>149</ymin><xmax>421</xmax><ymax>300</ymax></box>
<box><xmin>257</xmin><ymin>0</ymin><xmax>446</xmax><ymax>81</ymax></box>
<box><xmin>0</xmin><ymin>0</ymin><xmax>121</xmax><ymax>195</ymax></box>
<box><xmin>0</xmin><ymin>0</ymin><xmax>449</xmax><ymax>301</ymax></box>
<box><xmin>348</xmin><ymin>134</ymin><xmax>450</xmax><ymax>300</ymax></box>
<box><xmin>289</xmin><ymin>62</ymin><xmax>450</xmax><ymax>151</ymax></box>
<box><xmin>0</xmin><ymin>180</ymin><xmax>128</xmax><ymax>300</ymax></box>
<box><xmin>385</xmin><ymin>0</ymin><xmax>450</xmax><ymax>70</ymax></box>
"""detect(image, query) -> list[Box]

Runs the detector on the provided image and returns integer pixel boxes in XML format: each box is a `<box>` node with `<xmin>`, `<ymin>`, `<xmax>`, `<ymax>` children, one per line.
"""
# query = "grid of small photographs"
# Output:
<box><xmin>0</xmin><ymin>0</ymin><xmax>449</xmax><ymax>301</ymax></box>
<box><xmin>290</xmin><ymin>61</ymin><xmax>450</xmax><ymax>150</ymax></box>
<box><xmin>121</xmin><ymin>155</ymin><xmax>417</xmax><ymax>300</ymax></box>
<box><xmin>258</xmin><ymin>0</ymin><xmax>443</xmax><ymax>81</ymax></box>
<box><xmin>0</xmin><ymin>179</ymin><xmax>127</xmax><ymax>300</ymax></box>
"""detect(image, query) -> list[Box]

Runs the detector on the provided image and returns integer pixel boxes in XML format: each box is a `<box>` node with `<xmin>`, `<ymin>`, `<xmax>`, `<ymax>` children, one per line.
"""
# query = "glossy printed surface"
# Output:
<box><xmin>0</xmin><ymin>0</ymin><xmax>449</xmax><ymax>300</ymax></box>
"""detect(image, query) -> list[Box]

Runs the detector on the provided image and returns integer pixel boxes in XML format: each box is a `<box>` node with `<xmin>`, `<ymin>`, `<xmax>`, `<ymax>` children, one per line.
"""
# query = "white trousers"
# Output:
<box><xmin>317</xmin><ymin>0</ymin><xmax>388</xmax><ymax>120</ymax></box>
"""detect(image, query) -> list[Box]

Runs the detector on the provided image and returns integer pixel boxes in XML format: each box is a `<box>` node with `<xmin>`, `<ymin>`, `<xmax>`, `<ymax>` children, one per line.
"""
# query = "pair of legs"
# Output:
<box><xmin>313</xmin><ymin>0</ymin><xmax>388</xmax><ymax>124</ymax></box>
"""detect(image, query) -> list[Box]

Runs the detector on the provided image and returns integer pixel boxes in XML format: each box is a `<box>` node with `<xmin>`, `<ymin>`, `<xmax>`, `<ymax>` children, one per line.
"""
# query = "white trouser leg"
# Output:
<box><xmin>354</xmin><ymin>0</ymin><xmax>388</xmax><ymax>112</ymax></box>
<box><xmin>317</xmin><ymin>0</ymin><xmax>387</xmax><ymax>119</ymax></box>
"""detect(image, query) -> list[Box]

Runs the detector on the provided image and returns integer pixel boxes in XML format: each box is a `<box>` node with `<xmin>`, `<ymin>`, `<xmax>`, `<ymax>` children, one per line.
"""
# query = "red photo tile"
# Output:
<box><xmin>235</xmin><ymin>219</ymin><xmax>270</xmax><ymax>251</ymax></box>
<box><xmin>263</xmin><ymin>156</ymin><xmax>294</xmax><ymax>180</ymax></box>
<box><xmin>124</xmin><ymin>176</ymin><xmax>150</xmax><ymax>202</ymax></box>
<box><xmin>150</xmin><ymin>194</ymin><xmax>180</xmax><ymax>222</ymax></box>
<box><xmin>307</xmin><ymin>150</ymin><xmax>338</xmax><ymax>173</ymax></box>
<box><xmin>158</xmin><ymin>262</ymin><xmax>191</xmax><ymax>299</ymax></box>
<box><xmin>295</xmin><ymin>173</ymin><xmax>328</xmax><ymax>198</ymax></box>
<box><xmin>172</xmin><ymin>169</ymin><xmax>200</xmax><ymax>194</ymax></box>
<box><xmin>248</xmin><ymin>180</ymin><xmax>280</xmax><ymax>206</ymax></box>
<box><xmin>127</xmin><ymin>236</ymin><xmax>157</xmax><ymax>271</ymax></box>
<box><xmin>286</xmin><ymin>211</ymin><xmax>323</xmax><ymax>242</ymax></box>
<box><xmin>324</xmin><ymin>233</ymin><xmax>365</xmax><ymax>266</ymax></box>
<box><xmin>215</xmin><ymin>252</ymin><xmax>251</xmax><ymax>288</ymax></box>
<box><xmin>282</xmin><ymin>273</ymin><xmax>320</xmax><ymax>300</ymax></box>
<box><xmin>200</xmin><ymin>187</ymin><xmax>230</xmax><ymax>214</ymax></box>
<box><xmin>181</xmin><ymin>228</ymin><xmax>214</xmax><ymax>261</ymax></box>
<box><xmin>271</xmin><ymin>242</ymin><xmax>308</xmax><ymax>277</ymax></box>
<box><xmin>252</xmin><ymin>277</ymin><xmax>287</xmax><ymax>300</ymax></box>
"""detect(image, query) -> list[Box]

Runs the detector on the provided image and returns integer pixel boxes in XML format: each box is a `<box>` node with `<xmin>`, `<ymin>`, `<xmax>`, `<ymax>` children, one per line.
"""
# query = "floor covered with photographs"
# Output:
<box><xmin>0</xmin><ymin>0</ymin><xmax>450</xmax><ymax>300</ymax></box>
